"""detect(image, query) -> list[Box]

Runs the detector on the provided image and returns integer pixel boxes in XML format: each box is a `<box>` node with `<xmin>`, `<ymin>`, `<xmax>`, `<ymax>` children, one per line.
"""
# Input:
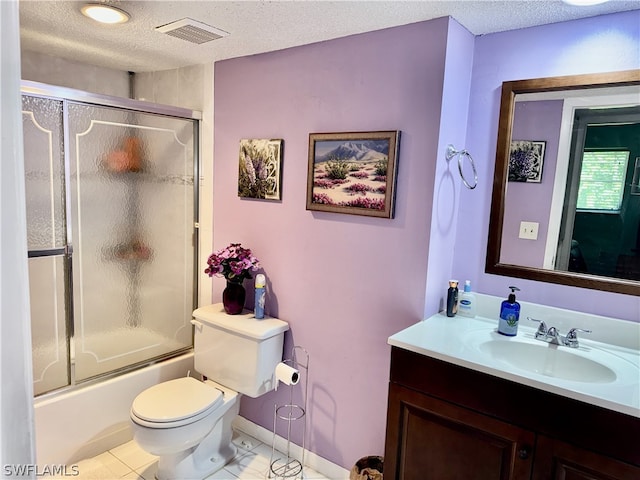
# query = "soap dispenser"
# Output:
<box><xmin>498</xmin><ymin>286</ymin><xmax>521</xmax><ymax>336</ymax></box>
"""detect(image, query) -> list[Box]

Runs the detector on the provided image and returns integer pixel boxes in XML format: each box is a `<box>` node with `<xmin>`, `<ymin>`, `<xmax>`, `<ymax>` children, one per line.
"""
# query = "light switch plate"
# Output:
<box><xmin>519</xmin><ymin>221</ymin><xmax>539</xmax><ymax>240</ymax></box>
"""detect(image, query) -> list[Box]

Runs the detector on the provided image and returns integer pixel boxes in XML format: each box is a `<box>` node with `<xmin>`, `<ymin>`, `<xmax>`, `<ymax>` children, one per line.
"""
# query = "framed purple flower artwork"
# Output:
<box><xmin>509</xmin><ymin>140</ymin><xmax>546</xmax><ymax>183</ymax></box>
<box><xmin>238</xmin><ymin>138</ymin><xmax>283</xmax><ymax>200</ymax></box>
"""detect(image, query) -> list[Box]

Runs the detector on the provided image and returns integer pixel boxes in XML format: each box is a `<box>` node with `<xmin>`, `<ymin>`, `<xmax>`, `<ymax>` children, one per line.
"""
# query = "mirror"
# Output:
<box><xmin>486</xmin><ymin>70</ymin><xmax>640</xmax><ymax>296</ymax></box>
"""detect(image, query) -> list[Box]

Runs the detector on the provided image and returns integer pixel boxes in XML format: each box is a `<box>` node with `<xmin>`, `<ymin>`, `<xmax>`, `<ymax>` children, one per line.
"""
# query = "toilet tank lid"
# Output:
<box><xmin>193</xmin><ymin>303</ymin><xmax>289</xmax><ymax>340</ymax></box>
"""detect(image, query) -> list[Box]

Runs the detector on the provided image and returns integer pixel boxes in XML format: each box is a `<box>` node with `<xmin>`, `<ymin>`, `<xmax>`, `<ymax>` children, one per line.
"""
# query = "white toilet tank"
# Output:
<box><xmin>191</xmin><ymin>304</ymin><xmax>289</xmax><ymax>398</ymax></box>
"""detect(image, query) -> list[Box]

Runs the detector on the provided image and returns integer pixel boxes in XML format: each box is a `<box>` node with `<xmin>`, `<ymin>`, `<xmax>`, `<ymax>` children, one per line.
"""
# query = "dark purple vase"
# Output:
<box><xmin>222</xmin><ymin>280</ymin><xmax>245</xmax><ymax>314</ymax></box>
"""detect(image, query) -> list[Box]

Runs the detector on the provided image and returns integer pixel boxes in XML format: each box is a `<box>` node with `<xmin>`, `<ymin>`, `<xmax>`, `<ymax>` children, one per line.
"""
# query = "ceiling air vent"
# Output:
<box><xmin>156</xmin><ymin>18</ymin><xmax>229</xmax><ymax>44</ymax></box>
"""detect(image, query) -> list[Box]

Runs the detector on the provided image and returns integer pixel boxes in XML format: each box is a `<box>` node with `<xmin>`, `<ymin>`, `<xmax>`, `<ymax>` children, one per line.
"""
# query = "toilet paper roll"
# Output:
<box><xmin>274</xmin><ymin>362</ymin><xmax>299</xmax><ymax>391</ymax></box>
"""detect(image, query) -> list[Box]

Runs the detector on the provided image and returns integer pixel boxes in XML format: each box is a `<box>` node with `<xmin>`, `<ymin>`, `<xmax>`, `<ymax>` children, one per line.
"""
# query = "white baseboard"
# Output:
<box><xmin>233</xmin><ymin>416</ymin><xmax>350</xmax><ymax>480</ymax></box>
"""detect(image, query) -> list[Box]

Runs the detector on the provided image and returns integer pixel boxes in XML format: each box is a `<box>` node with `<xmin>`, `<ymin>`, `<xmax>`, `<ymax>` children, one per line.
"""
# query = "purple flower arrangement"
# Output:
<box><xmin>205</xmin><ymin>243</ymin><xmax>260</xmax><ymax>283</ymax></box>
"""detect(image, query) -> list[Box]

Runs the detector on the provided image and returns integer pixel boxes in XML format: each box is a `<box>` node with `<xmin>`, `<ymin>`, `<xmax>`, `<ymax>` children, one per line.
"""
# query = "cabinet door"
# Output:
<box><xmin>533</xmin><ymin>436</ymin><xmax>640</xmax><ymax>480</ymax></box>
<box><xmin>385</xmin><ymin>383</ymin><xmax>534</xmax><ymax>480</ymax></box>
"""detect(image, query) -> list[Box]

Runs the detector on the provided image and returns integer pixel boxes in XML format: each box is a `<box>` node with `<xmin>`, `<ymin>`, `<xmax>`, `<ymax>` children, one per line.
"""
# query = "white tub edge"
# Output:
<box><xmin>34</xmin><ymin>352</ymin><xmax>194</xmax><ymax>465</ymax></box>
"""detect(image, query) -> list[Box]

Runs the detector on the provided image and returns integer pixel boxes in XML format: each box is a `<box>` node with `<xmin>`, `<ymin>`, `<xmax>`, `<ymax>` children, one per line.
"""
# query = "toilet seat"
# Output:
<box><xmin>131</xmin><ymin>377</ymin><xmax>223</xmax><ymax>429</ymax></box>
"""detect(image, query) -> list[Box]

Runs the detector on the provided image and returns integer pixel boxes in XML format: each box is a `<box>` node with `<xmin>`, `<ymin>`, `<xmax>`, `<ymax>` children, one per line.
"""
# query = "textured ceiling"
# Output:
<box><xmin>19</xmin><ymin>0</ymin><xmax>640</xmax><ymax>73</ymax></box>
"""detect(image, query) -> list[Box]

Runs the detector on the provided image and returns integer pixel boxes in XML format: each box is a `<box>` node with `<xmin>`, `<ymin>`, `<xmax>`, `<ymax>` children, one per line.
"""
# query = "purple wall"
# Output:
<box><xmin>213</xmin><ymin>17</ymin><xmax>473</xmax><ymax>468</ymax></box>
<box><xmin>424</xmin><ymin>19</ymin><xmax>475</xmax><ymax>316</ymax></box>
<box><xmin>501</xmin><ymin>100</ymin><xmax>563</xmax><ymax>267</ymax></box>
<box><xmin>455</xmin><ymin>10</ymin><xmax>640</xmax><ymax>321</ymax></box>
<box><xmin>211</xmin><ymin>8</ymin><xmax>640</xmax><ymax>471</ymax></box>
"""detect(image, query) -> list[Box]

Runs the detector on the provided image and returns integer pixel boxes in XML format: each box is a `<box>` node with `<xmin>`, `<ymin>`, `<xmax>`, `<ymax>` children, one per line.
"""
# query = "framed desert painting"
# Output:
<box><xmin>306</xmin><ymin>131</ymin><xmax>400</xmax><ymax>218</ymax></box>
<box><xmin>238</xmin><ymin>138</ymin><xmax>283</xmax><ymax>200</ymax></box>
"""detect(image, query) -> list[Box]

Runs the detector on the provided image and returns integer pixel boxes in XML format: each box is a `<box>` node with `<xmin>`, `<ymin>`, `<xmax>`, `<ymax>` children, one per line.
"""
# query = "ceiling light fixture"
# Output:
<box><xmin>80</xmin><ymin>4</ymin><xmax>130</xmax><ymax>24</ymax></box>
<box><xmin>562</xmin><ymin>0</ymin><xmax>610</xmax><ymax>6</ymax></box>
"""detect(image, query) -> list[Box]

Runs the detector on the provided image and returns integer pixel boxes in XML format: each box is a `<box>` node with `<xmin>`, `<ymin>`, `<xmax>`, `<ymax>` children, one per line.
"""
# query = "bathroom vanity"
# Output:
<box><xmin>384</xmin><ymin>298</ymin><xmax>640</xmax><ymax>480</ymax></box>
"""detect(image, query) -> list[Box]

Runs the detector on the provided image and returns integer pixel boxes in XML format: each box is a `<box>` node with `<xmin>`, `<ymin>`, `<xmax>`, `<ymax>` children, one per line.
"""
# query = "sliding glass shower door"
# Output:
<box><xmin>23</xmin><ymin>95</ymin><xmax>69</xmax><ymax>394</ymax></box>
<box><xmin>23</xmin><ymin>86</ymin><xmax>199</xmax><ymax>395</ymax></box>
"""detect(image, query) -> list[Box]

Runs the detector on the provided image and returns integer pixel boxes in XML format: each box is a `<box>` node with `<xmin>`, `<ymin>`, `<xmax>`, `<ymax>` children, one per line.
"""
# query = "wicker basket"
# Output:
<box><xmin>349</xmin><ymin>456</ymin><xmax>383</xmax><ymax>480</ymax></box>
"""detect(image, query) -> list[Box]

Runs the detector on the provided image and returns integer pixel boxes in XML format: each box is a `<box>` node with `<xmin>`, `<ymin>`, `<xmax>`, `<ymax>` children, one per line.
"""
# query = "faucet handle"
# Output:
<box><xmin>527</xmin><ymin>317</ymin><xmax>547</xmax><ymax>337</ymax></box>
<box><xmin>564</xmin><ymin>327</ymin><xmax>592</xmax><ymax>347</ymax></box>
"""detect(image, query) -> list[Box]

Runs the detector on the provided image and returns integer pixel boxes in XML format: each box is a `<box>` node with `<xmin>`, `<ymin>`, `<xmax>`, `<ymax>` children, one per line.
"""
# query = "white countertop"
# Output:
<box><xmin>388</xmin><ymin>312</ymin><xmax>640</xmax><ymax>418</ymax></box>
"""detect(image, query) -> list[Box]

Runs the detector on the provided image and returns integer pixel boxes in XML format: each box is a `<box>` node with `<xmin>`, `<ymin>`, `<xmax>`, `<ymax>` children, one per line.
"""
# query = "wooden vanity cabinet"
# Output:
<box><xmin>533</xmin><ymin>436</ymin><xmax>640</xmax><ymax>480</ymax></box>
<box><xmin>386</xmin><ymin>383</ymin><xmax>534</xmax><ymax>479</ymax></box>
<box><xmin>384</xmin><ymin>347</ymin><xmax>640</xmax><ymax>480</ymax></box>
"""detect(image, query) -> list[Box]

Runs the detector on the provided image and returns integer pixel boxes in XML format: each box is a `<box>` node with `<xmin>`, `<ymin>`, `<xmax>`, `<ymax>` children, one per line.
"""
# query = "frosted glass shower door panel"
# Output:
<box><xmin>22</xmin><ymin>95</ymin><xmax>70</xmax><ymax>395</ymax></box>
<box><xmin>22</xmin><ymin>95</ymin><xmax>65</xmax><ymax>250</ymax></box>
<box><xmin>29</xmin><ymin>256</ymin><xmax>69</xmax><ymax>395</ymax></box>
<box><xmin>67</xmin><ymin>103</ymin><xmax>195</xmax><ymax>381</ymax></box>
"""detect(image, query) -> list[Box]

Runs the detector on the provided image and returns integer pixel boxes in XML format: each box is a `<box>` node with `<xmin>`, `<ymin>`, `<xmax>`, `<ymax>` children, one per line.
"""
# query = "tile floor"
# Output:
<box><xmin>49</xmin><ymin>430</ymin><xmax>330</xmax><ymax>480</ymax></box>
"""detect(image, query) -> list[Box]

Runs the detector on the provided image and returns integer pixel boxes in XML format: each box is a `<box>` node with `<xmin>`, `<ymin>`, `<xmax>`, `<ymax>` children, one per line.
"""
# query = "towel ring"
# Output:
<box><xmin>446</xmin><ymin>144</ymin><xmax>478</xmax><ymax>190</ymax></box>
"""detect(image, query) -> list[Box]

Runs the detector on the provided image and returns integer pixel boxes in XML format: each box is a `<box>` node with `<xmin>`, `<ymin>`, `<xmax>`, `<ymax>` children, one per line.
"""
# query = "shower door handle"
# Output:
<box><xmin>28</xmin><ymin>247</ymin><xmax>66</xmax><ymax>258</ymax></box>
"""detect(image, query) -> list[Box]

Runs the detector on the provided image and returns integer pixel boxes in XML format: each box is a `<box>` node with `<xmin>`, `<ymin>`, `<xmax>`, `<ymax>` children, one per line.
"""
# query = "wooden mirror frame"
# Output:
<box><xmin>486</xmin><ymin>69</ymin><xmax>640</xmax><ymax>296</ymax></box>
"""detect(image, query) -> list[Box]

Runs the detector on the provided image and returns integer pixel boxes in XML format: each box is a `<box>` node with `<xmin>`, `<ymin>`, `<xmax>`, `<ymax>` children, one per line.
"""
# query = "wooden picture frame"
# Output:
<box><xmin>306</xmin><ymin>131</ymin><xmax>400</xmax><ymax>218</ymax></box>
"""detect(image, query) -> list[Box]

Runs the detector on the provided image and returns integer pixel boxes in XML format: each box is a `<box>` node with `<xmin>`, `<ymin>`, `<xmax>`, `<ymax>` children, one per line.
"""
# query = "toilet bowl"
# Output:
<box><xmin>130</xmin><ymin>377</ymin><xmax>240</xmax><ymax>480</ymax></box>
<box><xmin>130</xmin><ymin>304</ymin><xmax>289</xmax><ymax>480</ymax></box>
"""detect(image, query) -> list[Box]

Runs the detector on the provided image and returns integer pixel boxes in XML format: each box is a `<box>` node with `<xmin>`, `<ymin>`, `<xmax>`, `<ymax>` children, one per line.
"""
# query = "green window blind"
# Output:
<box><xmin>577</xmin><ymin>151</ymin><xmax>629</xmax><ymax>212</ymax></box>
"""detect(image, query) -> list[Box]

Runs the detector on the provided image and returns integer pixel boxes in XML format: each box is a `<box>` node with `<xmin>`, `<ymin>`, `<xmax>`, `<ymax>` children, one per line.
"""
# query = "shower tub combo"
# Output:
<box><xmin>23</xmin><ymin>81</ymin><xmax>200</xmax><ymax>464</ymax></box>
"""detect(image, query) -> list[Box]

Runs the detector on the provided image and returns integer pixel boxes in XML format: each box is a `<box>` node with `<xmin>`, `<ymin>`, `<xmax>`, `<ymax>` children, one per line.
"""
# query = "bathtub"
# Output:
<box><xmin>34</xmin><ymin>352</ymin><xmax>194</xmax><ymax>465</ymax></box>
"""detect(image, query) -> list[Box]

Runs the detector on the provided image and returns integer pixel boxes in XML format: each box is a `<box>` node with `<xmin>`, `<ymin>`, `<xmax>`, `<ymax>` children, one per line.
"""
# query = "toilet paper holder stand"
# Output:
<box><xmin>269</xmin><ymin>345</ymin><xmax>310</xmax><ymax>479</ymax></box>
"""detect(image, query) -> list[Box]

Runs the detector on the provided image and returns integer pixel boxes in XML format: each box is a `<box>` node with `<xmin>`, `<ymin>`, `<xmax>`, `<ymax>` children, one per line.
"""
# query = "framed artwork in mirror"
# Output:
<box><xmin>509</xmin><ymin>140</ymin><xmax>546</xmax><ymax>182</ymax></box>
<box><xmin>306</xmin><ymin>131</ymin><xmax>400</xmax><ymax>218</ymax></box>
<box><xmin>238</xmin><ymin>138</ymin><xmax>283</xmax><ymax>200</ymax></box>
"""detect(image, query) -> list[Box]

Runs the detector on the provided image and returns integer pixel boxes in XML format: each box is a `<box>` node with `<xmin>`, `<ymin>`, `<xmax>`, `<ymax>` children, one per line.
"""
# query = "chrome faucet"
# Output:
<box><xmin>527</xmin><ymin>317</ymin><xmax>592</xmax><ymax>348</ymax></box>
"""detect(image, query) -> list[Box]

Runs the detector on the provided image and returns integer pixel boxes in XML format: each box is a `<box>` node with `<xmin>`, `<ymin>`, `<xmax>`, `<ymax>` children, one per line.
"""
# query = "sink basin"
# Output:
<box><xmin>478</xmin><ymin>340</ymin><xmax>617</xmax><ymax>383</ymax></box>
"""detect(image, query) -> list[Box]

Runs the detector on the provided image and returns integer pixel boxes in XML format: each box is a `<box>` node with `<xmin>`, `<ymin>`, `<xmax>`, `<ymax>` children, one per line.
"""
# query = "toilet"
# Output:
<box><xmin>130</xmin><ymin>304</ymin><xmax>289</xmax><ymax>480</ymax></box>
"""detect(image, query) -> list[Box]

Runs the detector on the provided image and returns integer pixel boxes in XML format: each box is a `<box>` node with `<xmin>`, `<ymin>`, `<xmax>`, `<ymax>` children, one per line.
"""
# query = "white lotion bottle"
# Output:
<box><xmin>458</xmin><ymin>280</ymin><xmax>476</xmax><ymax>318</ymax></box>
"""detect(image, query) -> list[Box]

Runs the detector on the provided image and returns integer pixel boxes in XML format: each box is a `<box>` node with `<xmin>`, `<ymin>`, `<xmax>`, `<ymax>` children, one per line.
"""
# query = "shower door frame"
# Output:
<box><xmin>22</xmin><ymin>80</ymin><xmax>201</xmax><ymax>397</ymax></box>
